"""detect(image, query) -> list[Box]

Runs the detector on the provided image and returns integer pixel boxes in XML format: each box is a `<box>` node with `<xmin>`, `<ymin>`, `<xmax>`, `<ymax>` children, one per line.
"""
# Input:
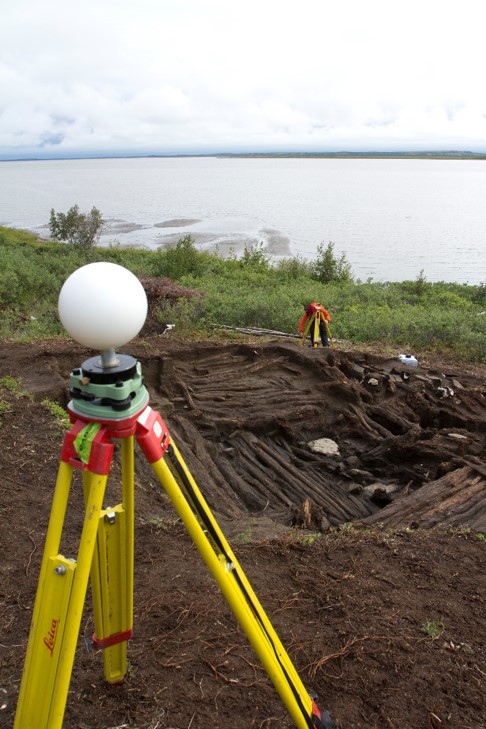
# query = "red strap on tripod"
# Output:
<box><xmin>91</xmin><ymin>628</ymin><xmax>133</xmax><ymax>650</ymax></box>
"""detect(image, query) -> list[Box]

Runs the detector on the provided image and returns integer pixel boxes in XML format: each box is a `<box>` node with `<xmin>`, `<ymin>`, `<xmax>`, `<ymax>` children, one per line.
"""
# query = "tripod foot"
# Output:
<box><xmin>314</xmin><ymin>710</ymin><xmax>337</xmax><ymax>729</ymax></box>
<box><xmin>311</xmin><ymin>695</ymin><xmax>337</xmax><ymax>729</ymax></box>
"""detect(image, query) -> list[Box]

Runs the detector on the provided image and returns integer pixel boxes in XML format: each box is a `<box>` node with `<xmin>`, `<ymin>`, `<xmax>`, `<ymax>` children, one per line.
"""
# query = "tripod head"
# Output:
<box><xmin>68</xmin><ymin>352</ymin><xmax>149</xmax><ymax>419</ymax></box>
<box><xmin>58</xmin><ymin>262</ymin><xmax>149</xmax><ymax>420</ymax></box>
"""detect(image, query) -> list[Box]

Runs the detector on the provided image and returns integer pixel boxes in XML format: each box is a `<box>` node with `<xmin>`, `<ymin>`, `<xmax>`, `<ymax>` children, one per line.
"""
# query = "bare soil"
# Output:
<box><xmin>1</xmin><ymin>335</ymin><xmax>485</xmax><ymax>729</ymax></box>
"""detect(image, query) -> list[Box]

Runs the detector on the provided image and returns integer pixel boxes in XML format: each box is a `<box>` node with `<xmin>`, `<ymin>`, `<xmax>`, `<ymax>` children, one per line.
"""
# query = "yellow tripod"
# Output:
<box><xmin>301</xmin><ymin>312</ymin><xmax>334</xmax><ymax>348</ymax></box>
<box><xmin>14</xmin><ymin>352</ymin><xmax>334</xmax><ymax>729</ymax></box>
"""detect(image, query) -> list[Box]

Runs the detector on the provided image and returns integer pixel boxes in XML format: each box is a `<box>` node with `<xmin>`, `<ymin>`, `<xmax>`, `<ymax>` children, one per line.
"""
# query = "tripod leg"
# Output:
<box><xmin>89</xmin><ymin>436</ymin><xmax>134</xmax><ymax>683</ymax></box>
<box><xmin>136</xmin><ymin>411</ymin><xmax>318</xmax><ymax>729</ymax></box>
<box><xmin>14</xmin><ymin>464</ymin><xmax>108</xmax><ymax>729</ymax></box>
<box><xmin>302</xmin><ymin>315</ymin><xmax>313</xmax><ymax>346</ymax></box>
<box><xmin>324</xmin><ymin>321</ymin><xmax>334</xmax><ymax>348</ymax></box>
<box><xmin>312</xmin><ymin>314</ymin><xmax>319</xmax><ymax>347</ymax></box>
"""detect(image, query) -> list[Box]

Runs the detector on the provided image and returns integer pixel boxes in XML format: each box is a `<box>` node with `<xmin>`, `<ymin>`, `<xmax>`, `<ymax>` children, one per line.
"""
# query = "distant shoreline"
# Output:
<box><xmin>2</xmin><ymin>150</ymin><xmax>486</xmax><ymax>163</ymax></box>
<box><xmin>219</xmin><ymin>151</ymin><xmax>486</xmax><ymax>161</ymax></box>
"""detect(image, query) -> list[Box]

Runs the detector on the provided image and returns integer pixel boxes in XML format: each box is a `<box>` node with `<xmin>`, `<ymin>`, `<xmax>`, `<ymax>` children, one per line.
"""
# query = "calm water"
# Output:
<box><xmin>1</xmin><ymin>156</ymin><xmax>485</xmax><ymax>284</ymax></box>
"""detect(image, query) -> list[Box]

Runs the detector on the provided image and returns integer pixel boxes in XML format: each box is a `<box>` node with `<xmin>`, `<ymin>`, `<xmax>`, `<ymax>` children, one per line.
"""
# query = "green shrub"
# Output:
<box><xmin>49</xmin><ymin>205</ymin><xmax>104</xmax><ymax>249</ymax></box>
<box><xmin>154</xmin><ymin>235</ymin><xmax>208</xmax><ymax>279</ymax></box>
<box><xmin>275</xmin><ymin>255</ymin><xmax>313</xmax><ymax>281</ymax></box>
<box><xmin>311</xmin><ymin>242</ymin><xmax>353</xmax><ymax>284</ymax></box>
<box><xmin>472</xmin><ymin>282</ymin><xmax>486</xmax><ymax>305</ymax></box>
<box><xmin>239</xmin><ymin>242</ymin><xmax>271</xmax><ymax>272</ymax></box>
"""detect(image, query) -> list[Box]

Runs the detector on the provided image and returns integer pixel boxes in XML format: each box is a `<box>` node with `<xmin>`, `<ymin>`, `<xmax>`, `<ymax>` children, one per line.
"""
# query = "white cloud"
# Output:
<box><xmin>1</xmin><ymin>0</ymin><xmax>486</xmax><ymax>158</ymax></box>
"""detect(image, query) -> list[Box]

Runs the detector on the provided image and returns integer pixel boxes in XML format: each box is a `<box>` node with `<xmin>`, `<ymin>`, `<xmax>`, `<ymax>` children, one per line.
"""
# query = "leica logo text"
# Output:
<box><xmin>44</xmin><ymin>618</ymin><xmax>59</xmax><ymax>657</ymax></box>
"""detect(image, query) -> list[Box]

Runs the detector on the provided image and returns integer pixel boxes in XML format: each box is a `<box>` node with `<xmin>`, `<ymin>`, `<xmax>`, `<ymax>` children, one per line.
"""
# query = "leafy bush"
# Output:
<box><xmin>472</xmin><ymin>282</ymin><xmax>486</xmax><ymax>305</ymax></box>
<box><xmin>311</xmin><ymin>242</ymin><xmax>353</xmax><ymax>284</ymax></box>
<box><xmin>238</xmin><ymin>242</ymin><xmax>270</xmax><ymax>272</ymax></box>
<box><xmin>275</xmin><ymin>256</ymin><xmax>313</xmax><ymax>280</ymax></box>
<box><xmin>49</xmin><ymin>205</ymin><xmax>104</xmax><ymax>249</ymax></box>
<box><xmin>153</xmin><ymin>235</ymin><xmax>210</xmax><ymax>279</ymax></box>
<box><xmin>160</xmin><ymin>296</ymin><xmax>205</xmax><ymax>332</ymax></box>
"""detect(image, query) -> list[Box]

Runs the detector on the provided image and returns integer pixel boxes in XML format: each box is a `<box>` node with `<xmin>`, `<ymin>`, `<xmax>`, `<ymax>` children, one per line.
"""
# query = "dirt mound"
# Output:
<box><xmin>1</xmin><ymin>336</ymin><xmax>485</xmax><ymax>728</ymax></box>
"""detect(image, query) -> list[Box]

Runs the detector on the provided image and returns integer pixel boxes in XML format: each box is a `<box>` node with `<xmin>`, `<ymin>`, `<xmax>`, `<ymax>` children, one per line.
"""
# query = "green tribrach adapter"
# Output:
<box><xmin>68</xmin><ymin>352</ymin><xmax>149</xmax><ymax>419</ymax></box>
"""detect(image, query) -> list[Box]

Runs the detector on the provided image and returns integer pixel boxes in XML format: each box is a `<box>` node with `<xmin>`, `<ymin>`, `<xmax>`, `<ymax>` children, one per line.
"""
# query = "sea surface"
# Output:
<box><xmin>1</xmin><ymin>156</ymin><xmax>485</xmax><ymax>284</ymax></box>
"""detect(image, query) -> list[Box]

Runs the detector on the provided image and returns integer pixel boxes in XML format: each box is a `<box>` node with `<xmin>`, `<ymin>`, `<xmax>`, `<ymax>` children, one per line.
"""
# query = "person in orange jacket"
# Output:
<box><xmin>298</xmin><ymin>302</ymin><xmax>331</xmax><ymax>347</ymax></box>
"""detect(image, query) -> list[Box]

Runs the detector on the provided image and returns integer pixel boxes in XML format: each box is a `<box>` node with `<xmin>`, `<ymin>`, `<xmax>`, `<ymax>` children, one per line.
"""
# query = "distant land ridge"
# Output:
<box><xmin>217</xmin><ymin>150</ymin><xmax>486</xmax><ymax>160</ymax></box>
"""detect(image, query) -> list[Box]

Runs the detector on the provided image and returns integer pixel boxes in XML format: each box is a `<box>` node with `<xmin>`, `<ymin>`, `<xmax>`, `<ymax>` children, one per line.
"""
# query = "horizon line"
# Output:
<box><xmin>2</xmin><ymin>149</ymin><xmax>486</xmax><ymax>163</ymax></box>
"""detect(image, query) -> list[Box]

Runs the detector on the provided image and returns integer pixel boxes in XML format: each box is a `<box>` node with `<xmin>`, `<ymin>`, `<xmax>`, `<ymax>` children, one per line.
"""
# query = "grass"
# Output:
<box><xmin>143</xmin><ymin>515</ymin><xmax>181</xmax><ymax>532</ymax></box>
<box><xmin>0</xmin><ymin>376</ymin><xmax>24</xmax><ymax>393</ymax></box>
<box><xmin>0</xmin><ymin>399</ymin><xmax>11</xmax><ymax>415</ymax></box>
<box><xmin>0</xmin><ymin>376</ymin><xmax>27</xmax><ymax>414</ymax></box>
<box><xmin>41</xmin><ymin>399</ymin><xmax>71</xmax><ymax>430</ymax></box>
<box><xmin>235</xmin><ymin>530</ymin><xmax>254</xmax><ymax>544</ymax></box>
<box><xmin>288</xmin><ymin>531</ymin><xmax>322</xmax><ymax>546</ymax></box>
<box><xmin>420</xmin><ymin>618</ymin><xmax>445</xmax><ymax>639</ymax></box>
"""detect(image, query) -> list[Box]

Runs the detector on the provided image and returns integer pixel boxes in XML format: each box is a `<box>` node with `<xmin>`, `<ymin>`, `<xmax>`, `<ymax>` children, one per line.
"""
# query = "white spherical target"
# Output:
<box><xmin>58</xmin><ymin>262</ymin><xmax>148</xmax><ymax>349</ymax></box>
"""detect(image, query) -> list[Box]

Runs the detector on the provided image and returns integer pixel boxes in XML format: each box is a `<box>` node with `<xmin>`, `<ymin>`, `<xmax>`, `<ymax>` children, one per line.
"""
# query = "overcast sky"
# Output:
<box><xmin>1</xmin><ymin>0</ymin><xmax>486</xmax><ymax>160</ymax></box>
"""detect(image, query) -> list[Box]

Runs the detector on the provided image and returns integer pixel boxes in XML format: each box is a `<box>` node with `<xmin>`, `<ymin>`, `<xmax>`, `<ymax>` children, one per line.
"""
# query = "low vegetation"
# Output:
<box><xmin>1</xmin><ymin>225</ymin><xmax>485</xmax><ymax>362</ymax></box>
<box><xmin>0</xmin><ymin>375</ymin><xmax>27</xmax><ymax>414</ymax></box>
<box><xmin>420</xmin><ymin>618</ymin><xmax>445</xmax><ymax>639</ymax></box>
<box><xmin>41</xmin><ymin>398</ymin><xmax>71</xmax><ymax>430</ymax></box>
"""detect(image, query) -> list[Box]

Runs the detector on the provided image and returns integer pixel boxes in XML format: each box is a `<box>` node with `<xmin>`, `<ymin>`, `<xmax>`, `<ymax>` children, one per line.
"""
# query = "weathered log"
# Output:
<box><xmin>211</xmin><ymin>324</ymin><xmax>301</xmax><ymax>339</ymax></box>
<box><xmin>364</xmin><ymin>403</ymin><xmax>420</xmax><ymax>435</ymax></box>
<box><xmin>348</xmin><ymin>403</ymin><xmax>393</xmax><ymax>439</ymax></box>
<box><xmin>167</xmin><ymin>416</ymin><xmax>246</xmax><ymax>518</ymax></box>
<box><xmin>363</xmin><ymin>466</ymin><xmax>486</xmax><ymax>532</ymax></box>
<box><xmin>212</xmin><ymin>452</ymin><xmax>270</xmax><ymax>512</ymax></box>
<box><xmin>236</xmin><ymin>432</ymin><xmax>374</xmax><ymax>523</ymax></box>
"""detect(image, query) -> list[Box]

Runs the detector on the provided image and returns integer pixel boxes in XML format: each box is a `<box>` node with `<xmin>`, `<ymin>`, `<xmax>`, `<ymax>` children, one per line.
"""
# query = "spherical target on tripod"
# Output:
<box><xmin>58</xmin><ymin>262</ymin><xmax>147</xmax><ymax>350</ymax></box>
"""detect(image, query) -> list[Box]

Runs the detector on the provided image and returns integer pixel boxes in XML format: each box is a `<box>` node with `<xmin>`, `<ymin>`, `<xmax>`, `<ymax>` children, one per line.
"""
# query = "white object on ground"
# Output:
<box><xmin>308</xmin><ymin>438</ymin><xmax>340</xmax><ymax>456</ymax></box>
<box><xmin>398</xmin><ymin>354</ymin><xmax>418</xmax><ymax>366</ymax></box>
